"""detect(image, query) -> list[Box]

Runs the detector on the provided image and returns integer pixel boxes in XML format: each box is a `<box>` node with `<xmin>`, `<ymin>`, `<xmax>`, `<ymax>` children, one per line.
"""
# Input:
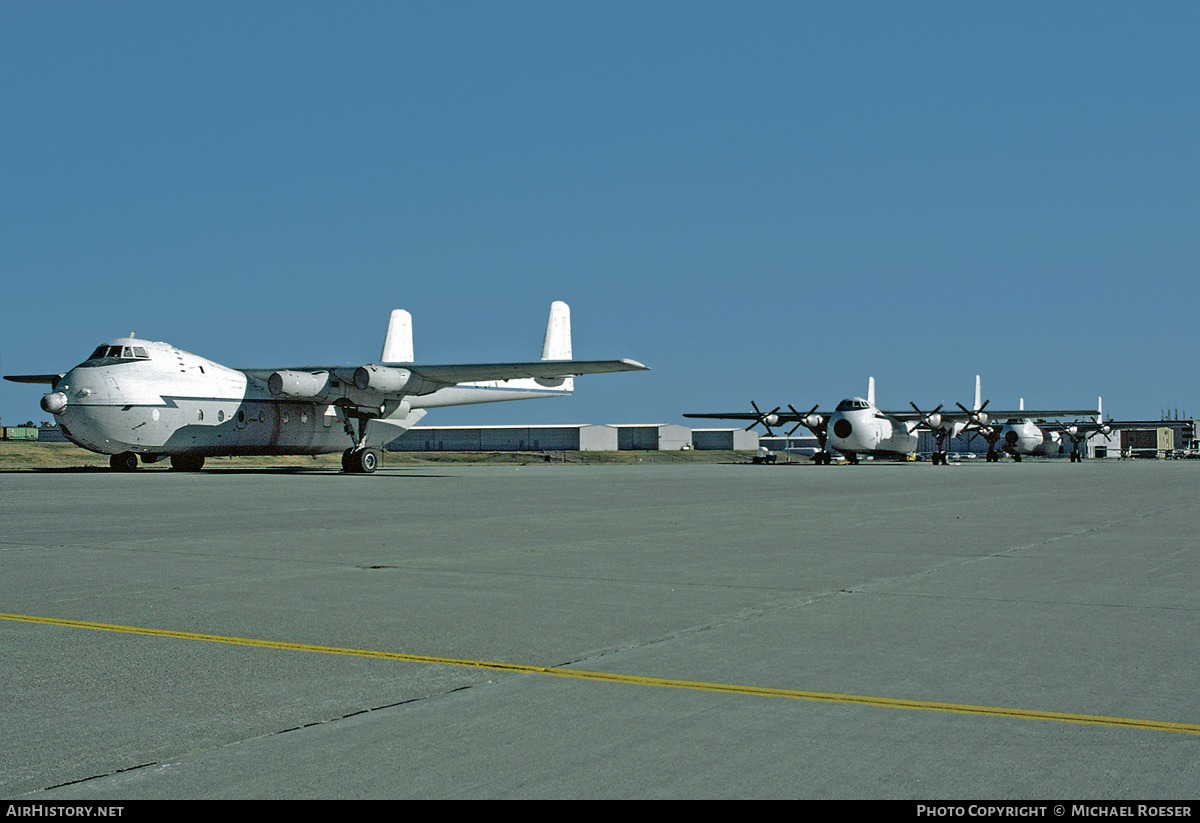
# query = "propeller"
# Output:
<box><xmin>955</xmin><ymin>398</ymin><xmax>991</xmax><ymax>429</ymax></box>
<box><xmin>909</xmin><ymin>402</ymin><xmax>945</xmax><ymax>432</ymax></box>
<box><xmin>787</xmin><ymin>404</ymin><xmax>824</xmax><ymax>436</ymax></box>
<box><xmin>745</xmin><ymin>401</ymin><xmax>782</xmax><ymax>435</ymax></box>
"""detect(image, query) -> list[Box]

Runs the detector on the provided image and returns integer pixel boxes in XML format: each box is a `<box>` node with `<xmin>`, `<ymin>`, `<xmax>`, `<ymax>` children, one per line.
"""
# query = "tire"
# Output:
<box><xmin>170</xmin><ymin>455</ymin><xmax>205</xmax><ymax>472</ymax></box>
<box><xmin>110</xmin><ymin>452</ymin><xmax>139</xmax><ymax>471</ymax></box>
<box><xmin>358</xmin><ymin>449</ymin><xmax>378</xmax><ymax>473</ymax></box>
<box><xmin>343</xmin><ymin>448</ymin><xmax>378</xmax><ymax>473</ymax></box>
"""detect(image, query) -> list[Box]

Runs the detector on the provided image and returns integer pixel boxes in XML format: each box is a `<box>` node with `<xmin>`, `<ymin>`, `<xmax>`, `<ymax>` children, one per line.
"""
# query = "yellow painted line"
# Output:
<box><xmin>5</xmin><ymin>611</ymin><xmax>1199</xmax><ymax>736</ymax></box>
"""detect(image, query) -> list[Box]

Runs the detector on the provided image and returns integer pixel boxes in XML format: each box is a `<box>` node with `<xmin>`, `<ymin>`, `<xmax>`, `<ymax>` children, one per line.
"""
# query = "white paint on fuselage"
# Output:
<box><xmin>50</xmin><ymin>337</ymin><xmax>570</xmax><ymax>458</ymax></box>
<box><xmin>827</xmin><ymin>397</ymin><xmax>919</xmax><ymax>458</ymax></box>
<box><xmin>1000</xmin><ymin>419</ymin><xmax>1062</xmax><ymax>456</ymax></box>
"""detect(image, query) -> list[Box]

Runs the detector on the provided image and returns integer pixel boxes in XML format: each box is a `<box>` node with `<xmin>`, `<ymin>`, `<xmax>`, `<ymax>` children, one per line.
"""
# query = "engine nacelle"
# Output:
<box><xmin>268</xmin><ymin>370</ymin><xmax>330</xmax><ymax>399</ymax></box>
<box><xmin>805</xmin><ymin>413</ymin><xmax>824</xmax><ymax>429</ymax></box>
<box><xmin>973</xmin><ymin>412</ymin><xmax>989</xmax><ymax>426</ymax></box>
<box><xmin>925</xmin><ymin>413</ymin><xmax>942</xmax><ymax>429</ymax></box>
<box><xmin>354</xmin><ymin>365</ymin><xmax>413</xmax><ymax>393</ymax></box>
<box><xmin>354</xmin><ymin>365</ymin><xmax>440</xmax><ymax>396</ymax></box>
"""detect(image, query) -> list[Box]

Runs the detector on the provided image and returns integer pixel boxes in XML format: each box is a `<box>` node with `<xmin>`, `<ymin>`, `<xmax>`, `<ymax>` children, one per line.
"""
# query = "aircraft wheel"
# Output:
<box><xmin>343</xmin><ymin>448</ymin><xmax>378</xmax><ymax>473</ymax></box>
<box><xmin>110</xmin><ymin>452</ymin><xmax>139</xmax><ymax>471</ymax></box>
<box><xmin>359</xmin><ymin>449</ymin><xmax>378</xmax><ymax>473</ymax></box>
<box><xmin>170</xmin><ymin>455</ymin><xmax>205</xmax><ymax>472</ymax></box>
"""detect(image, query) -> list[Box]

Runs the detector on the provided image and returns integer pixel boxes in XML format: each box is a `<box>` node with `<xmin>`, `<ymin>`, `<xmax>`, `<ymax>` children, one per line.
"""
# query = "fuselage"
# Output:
<box><xmin>826</xmin><ymin>397</ymin><xmax>918</xmax><ymax>458</ymax></box>
<box><xmin>43</xmin><ymin>337</ymin><xmax>566</xmax><ymax>459</ymax></box>
<box><xmin>999</xmin><ymin>418</ymin><xmax>1061</xmax><ymax>456</ymax></box>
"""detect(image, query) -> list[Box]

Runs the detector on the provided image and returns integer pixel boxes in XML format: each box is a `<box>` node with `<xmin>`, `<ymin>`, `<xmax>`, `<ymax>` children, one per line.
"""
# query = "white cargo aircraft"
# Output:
<box><xmin>686</xmin><ymin>376</ymin><xmax>1095</xmax><ymax>465</ymax></box>
<box><xmin>4</xmin><ymin>301</ymin><xmax>648</xmax><ymax>472</ymax></box>
<box><xmin>687</xmin><ymin>377</ymin><xmax>941</xmax><ymax>464</ymax></box>
<box><xmin>991</xmin><ymin>398</ymin><xmax>1113</xmax><ymax>462</ymax></box>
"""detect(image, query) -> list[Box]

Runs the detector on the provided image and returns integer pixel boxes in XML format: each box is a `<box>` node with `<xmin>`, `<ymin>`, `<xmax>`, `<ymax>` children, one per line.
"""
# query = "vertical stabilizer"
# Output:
<box><xmin>382</xmin><ymin>310</ymin><xmax>414</xmax><ymax>363</ymax></box>
<box><xmin>1098</xmin><ymin>397</ymin><xmax>1103</xmax><ymax>423</ymax></box>
<box><xmin>867</xmin><ymin>376</ymin><xmax>875</xmax><ymax>407</ymax></box>
<box><xmin>974</xmin><ymin>375</ymin><xmax>982</xmax><ymax>411</ymax></box>
<box><xmin>541</xmin><ymin>301</ymin><xmax>572</xmax><ymax>360</ymax></box>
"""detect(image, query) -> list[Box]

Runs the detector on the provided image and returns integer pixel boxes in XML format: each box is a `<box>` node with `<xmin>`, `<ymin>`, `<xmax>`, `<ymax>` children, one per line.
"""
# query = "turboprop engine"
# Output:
<box><xmin>268</xmin><ymin>370</ymin><xmax>331</xmax><ymax>399</ymax></box>
<box><xmin>353</xmin><ymin>365</ymin><xmax>439</xmax><ymax>396</ymax></box>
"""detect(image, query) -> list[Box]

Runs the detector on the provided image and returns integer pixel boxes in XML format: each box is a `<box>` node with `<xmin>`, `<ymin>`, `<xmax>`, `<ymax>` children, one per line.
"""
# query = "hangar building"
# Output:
<box><xmin>386</xmin><ymin>424</ymin><xmax>754</xmax><ymax>453</ymax></box>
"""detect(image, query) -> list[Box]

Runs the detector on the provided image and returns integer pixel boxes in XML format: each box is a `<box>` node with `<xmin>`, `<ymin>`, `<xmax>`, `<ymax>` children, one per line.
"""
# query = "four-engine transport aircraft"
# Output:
<box><xmin>4</xmin><ymin>301</ymin><xmax>648</xmax><ymax>472</ymax></box>
<box><xmin>685</xmin><ymin>376</ymin><xmax>1097</xmax><ymax>465</ymax></box>
<box><xmin>986</xmin><ymin>397</ymin><xmax>1117</xmax><ymax>462</ymax></box>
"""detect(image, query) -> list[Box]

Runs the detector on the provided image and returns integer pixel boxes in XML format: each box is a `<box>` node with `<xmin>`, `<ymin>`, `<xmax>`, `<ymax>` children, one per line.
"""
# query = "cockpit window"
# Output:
<box><xmin>835</xmin><ymin>398</ymin><xmax>870</xmax><ymax>411</ymax></box>
<box><xmin>89</xmin><ymin>344</ymin><xmax>151</xmax><ymax>361</ymax></box>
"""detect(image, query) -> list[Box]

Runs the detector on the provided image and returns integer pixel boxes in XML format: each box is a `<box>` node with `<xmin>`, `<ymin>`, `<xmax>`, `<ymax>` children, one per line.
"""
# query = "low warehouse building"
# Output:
<box><xmin>692</xmin><ymin>428</ymin><xmax>760</xmax><ymax>451</ymax></box>
<box><xmin>387</xmin><ymin>424</ymin><xmax>617</xmax><ymax>452</ymax></box>
<box><xmin>610</xmin><ymin>424</ymin><xmax>692</xmax><ymax>451</ymax></box>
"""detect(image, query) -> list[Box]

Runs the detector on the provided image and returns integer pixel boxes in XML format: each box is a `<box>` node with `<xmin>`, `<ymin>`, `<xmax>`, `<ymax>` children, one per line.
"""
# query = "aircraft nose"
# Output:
<box><xmin>833</xmin><ymin>418</ymin><xmax>853</xmax><ymax>439</ymax></box>
<box><xmin>41</xmin><ymin>392</ymin><xmax>67</xmax><ymax>414</ymax></box>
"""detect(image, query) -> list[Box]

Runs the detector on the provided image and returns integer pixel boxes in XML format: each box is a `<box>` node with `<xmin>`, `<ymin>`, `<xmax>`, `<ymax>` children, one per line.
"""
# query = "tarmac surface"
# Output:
<box><xmin>2</xmin><ymin>458</ymin><xmax>1198</xmax><ymax>799</ymax></box>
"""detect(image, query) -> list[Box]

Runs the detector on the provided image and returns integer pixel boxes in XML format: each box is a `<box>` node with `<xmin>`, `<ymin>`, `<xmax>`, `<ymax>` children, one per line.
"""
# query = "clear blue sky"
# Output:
<box><xmin>3</xmin><ymin>1</ymin><xmax>1197</xmax><ymax>427</ymax></box>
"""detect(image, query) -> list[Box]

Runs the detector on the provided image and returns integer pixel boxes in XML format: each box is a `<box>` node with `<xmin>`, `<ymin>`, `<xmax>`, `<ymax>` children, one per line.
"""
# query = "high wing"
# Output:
<box><xmin>243</xmin><ymin>358</ymin><xmax>647</xmax><ymax>394</ymax></box>
<box><xmin>374</xmin><ymin>358</ymin><xmax>648</xmax><ymax>385</ymax></box>
<box><xmin>682</xmin><ymin>410</ymin><xmax>817</xmax><ymax>423</ymax></box>
<box><xmin>884</xmin><ymin>407</ymin><xmax>1100</xmax><ymax>422</ymax></box>
<box><xmin>684</xmin><ymin>403</ymin><xmax>829</xmax><ymax>438</ymax></box>
<box><xmin>3</xmin><ymin>374</ymin><xmax>64</xmax><ymax>385</ymax></box>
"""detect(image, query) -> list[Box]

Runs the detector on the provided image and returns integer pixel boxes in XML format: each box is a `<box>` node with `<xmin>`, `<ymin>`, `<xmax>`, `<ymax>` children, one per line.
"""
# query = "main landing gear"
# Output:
<box><xmin>811</xmin><ymin>451</ymin><xmax>834</xmax><ymax>465</ymax></box>
<box><xmin>109</xmin><ymin>452</ymin><xmax>140</xmax><ymax>471</ymax></box>
<box><xmin>109</xmin><ymin>452</ymin><xmax>206</xmax><ymax>471</ymax></box>
<box><xmin>342</xmin><ymin>448</ymin><xmax>379</xmax><ymax>474</ymax></box>
<box><xmin>170</xmin><ymin>454</ymin><xmax>205</xmax><ymax>471</ymax></box>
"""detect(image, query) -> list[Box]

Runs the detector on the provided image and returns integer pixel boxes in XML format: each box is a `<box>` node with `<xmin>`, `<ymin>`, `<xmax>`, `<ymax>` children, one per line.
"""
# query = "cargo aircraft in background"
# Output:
<box><xmin>4</xmin><ymin>301</ymin><xmax>648</xmax><ymax>473</ymax></box>
<box><xmin>987</xmin><ymin>397</ymin><xmax>1119</xmax><ymax>462</ymax></box>
<box><xmin>685</xmin><ymin>376</ymin><xmax>1098</xmax><ymax>465</ymax></box>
